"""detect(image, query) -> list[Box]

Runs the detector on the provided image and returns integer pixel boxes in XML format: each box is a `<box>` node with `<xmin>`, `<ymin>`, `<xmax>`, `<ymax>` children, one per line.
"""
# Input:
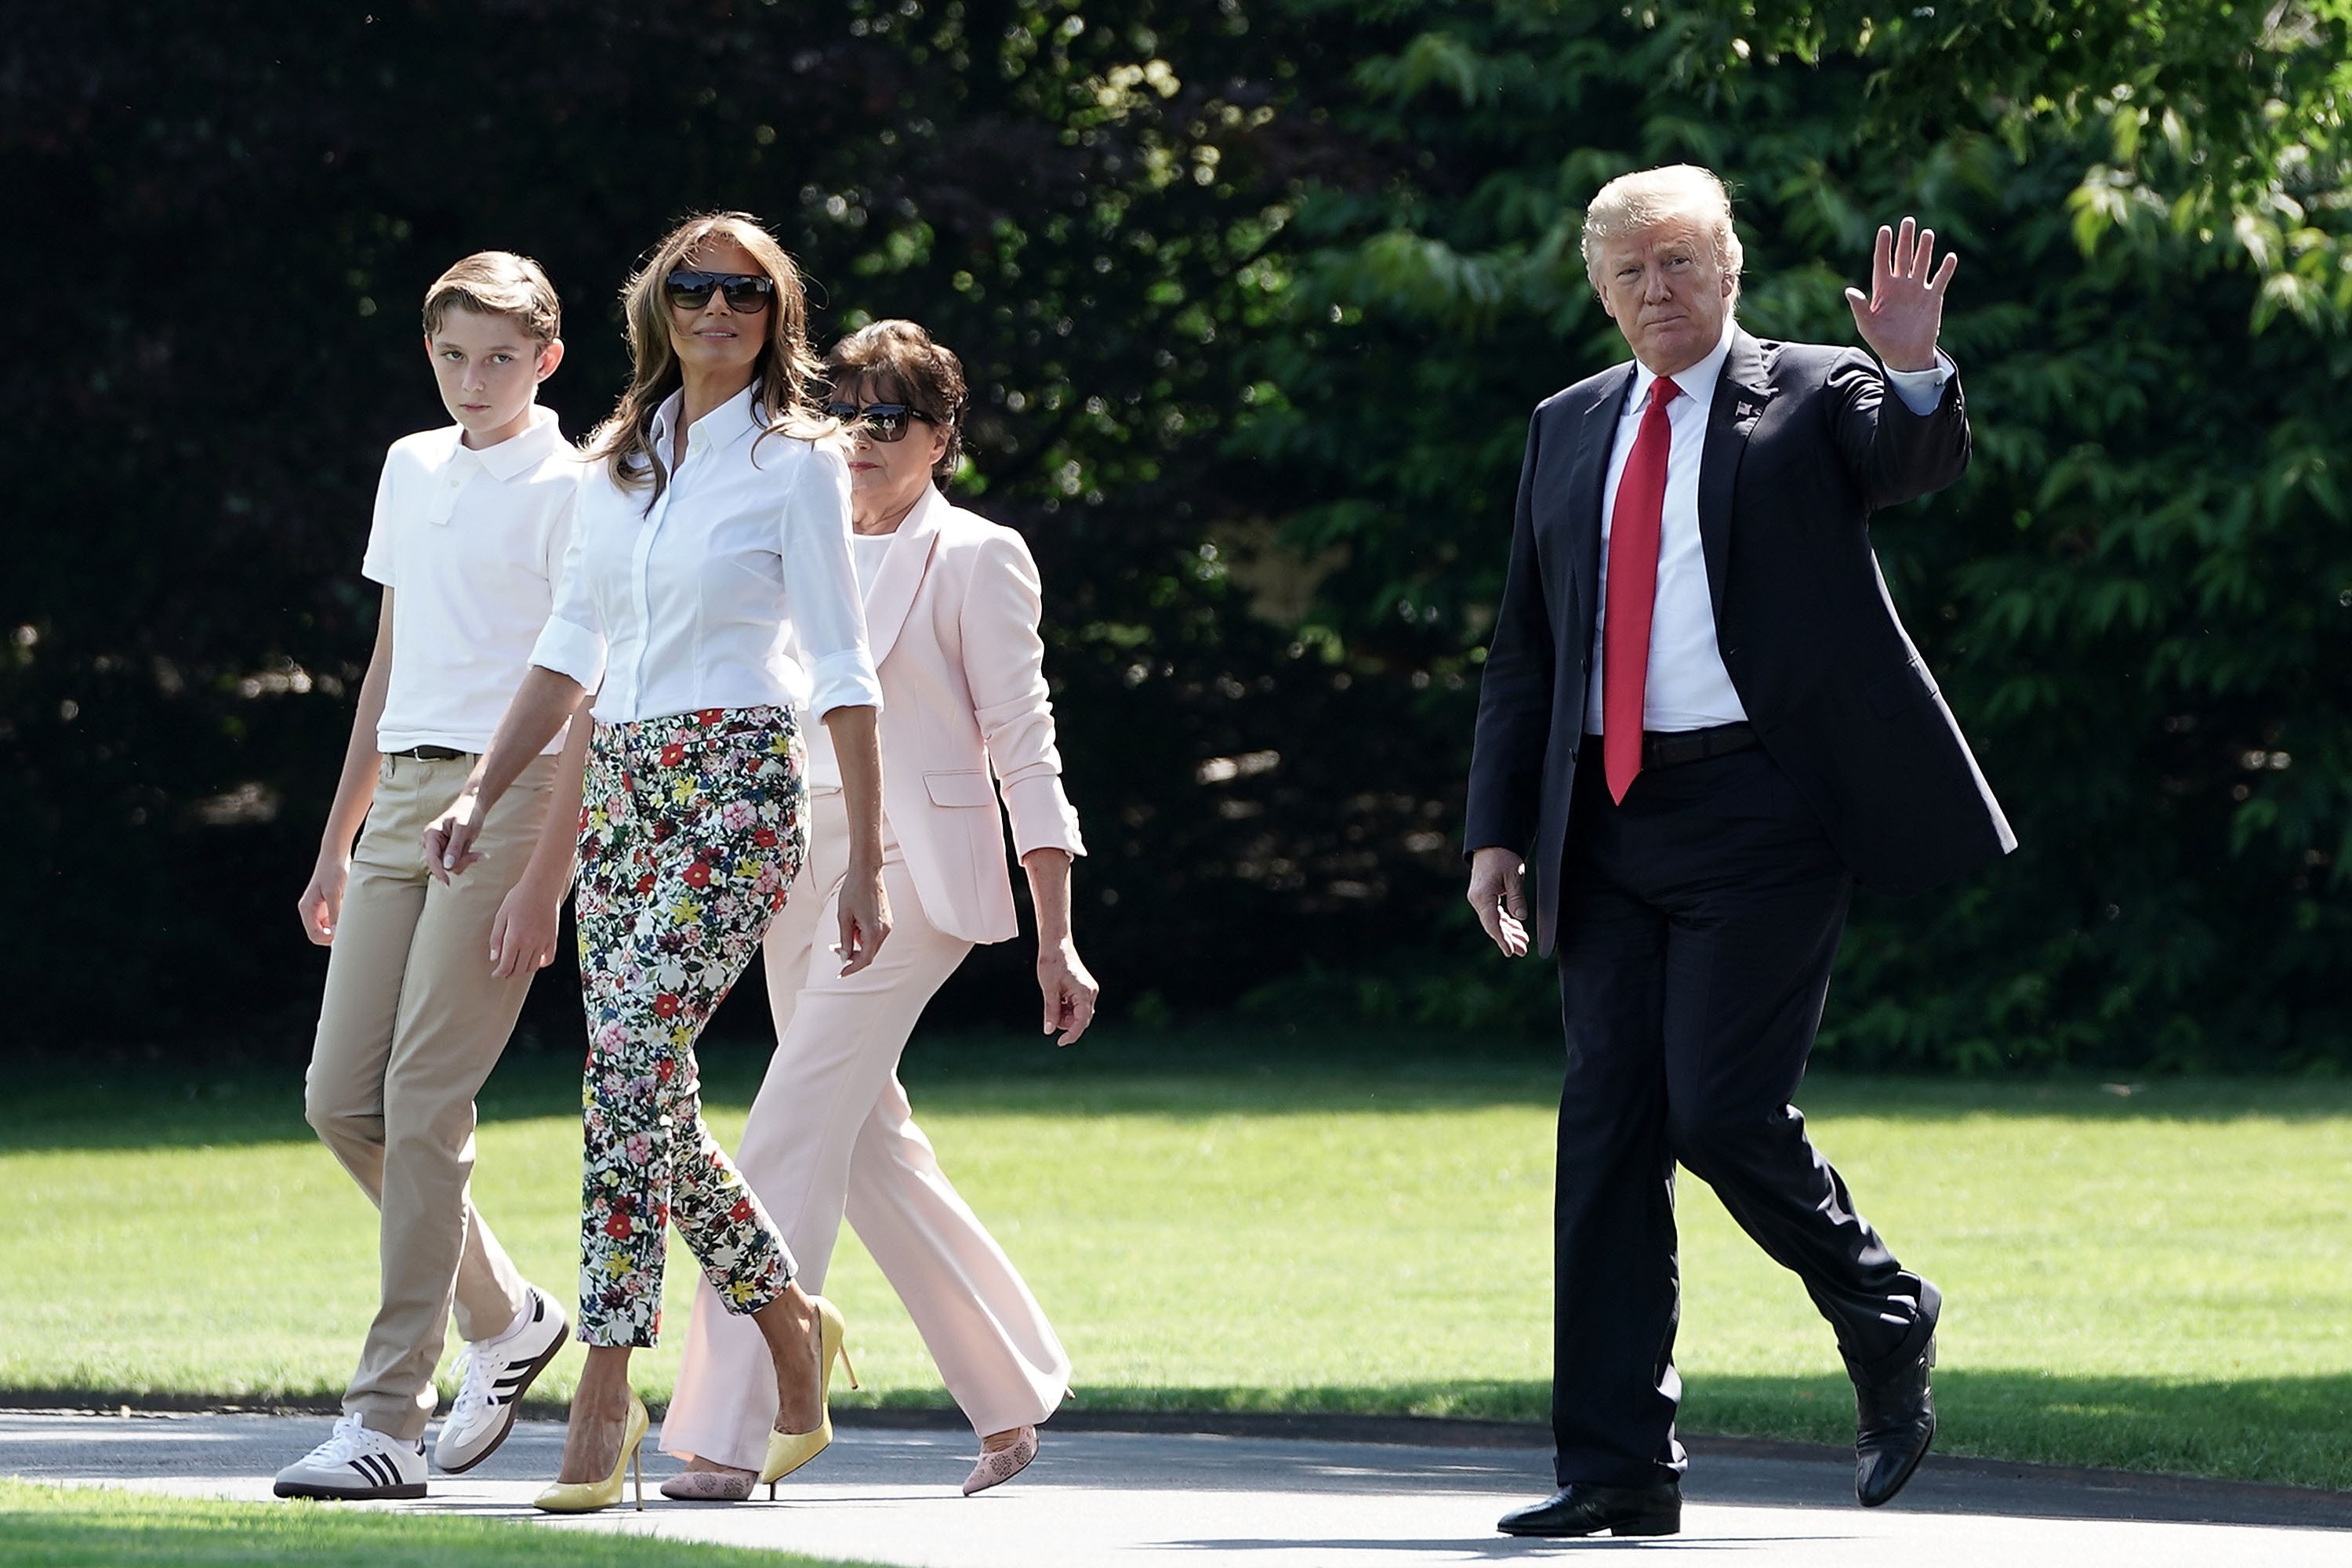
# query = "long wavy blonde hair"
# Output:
<box><xmin>590</xmin><ymin>212</ymin><xmax>833</xmax><ymax>504</ymax></box>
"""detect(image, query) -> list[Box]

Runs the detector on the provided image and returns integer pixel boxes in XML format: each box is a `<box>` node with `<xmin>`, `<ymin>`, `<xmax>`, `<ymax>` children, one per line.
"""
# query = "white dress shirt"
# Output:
<box><xmin>805</xmin><ymin>529</ymin><xmax>897</xmax><ymax>790</ymax></box>
<box><xmin>362</xmin><ymin>405</ymin><xmax>581</xmax><ymax>754</ymax></box>
<box><xmin>531</xmin><ymin>384</ymin><xmax>883</xmax><ymax>727</ymax></box>
<box><xmin>1586</xmin><ymin>321</ymin><xmax>1954</xmax><ymax>734</ymax></box>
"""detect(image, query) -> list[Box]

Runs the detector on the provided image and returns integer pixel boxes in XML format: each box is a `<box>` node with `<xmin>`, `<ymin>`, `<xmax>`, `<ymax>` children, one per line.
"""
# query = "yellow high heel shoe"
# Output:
<box><xmin>534</xmin><ymin>1396</ymin><xmax>648</xmax><ymax>1513</ymax></box>
<box><xmin>758</xmin><ymin>1295</ymin><xmax>859</xmax><ymax>1497</ymax></box>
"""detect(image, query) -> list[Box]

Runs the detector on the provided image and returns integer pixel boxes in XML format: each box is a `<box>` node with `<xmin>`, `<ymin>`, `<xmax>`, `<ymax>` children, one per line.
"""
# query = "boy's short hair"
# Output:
<box><xmin>421</xmin><ymin>252</ymin><xmax>561</xmax><ymax>345</ymax></box>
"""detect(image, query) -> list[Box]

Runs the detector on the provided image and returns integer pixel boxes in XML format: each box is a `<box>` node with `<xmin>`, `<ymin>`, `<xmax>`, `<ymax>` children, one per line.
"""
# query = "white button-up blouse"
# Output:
<box><xmin>530</xmin><ymin>384</ymin><xmax>883</xmax><ymax>727</ymax></box>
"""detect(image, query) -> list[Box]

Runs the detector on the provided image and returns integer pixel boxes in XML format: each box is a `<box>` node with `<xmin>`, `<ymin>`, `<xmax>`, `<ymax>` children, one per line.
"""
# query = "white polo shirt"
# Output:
<box><xmin>362</xmin><ymin>405</ymin><xmax>583</xmax><ymax>753</ymax></box>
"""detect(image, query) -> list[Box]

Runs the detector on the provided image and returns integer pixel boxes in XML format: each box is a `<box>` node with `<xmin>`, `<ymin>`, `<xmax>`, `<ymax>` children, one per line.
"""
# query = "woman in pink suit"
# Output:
<box><xmin>659</xmin><ymin>320</ymin><xmax>1098</xmax><ymax>1501</ymax></box>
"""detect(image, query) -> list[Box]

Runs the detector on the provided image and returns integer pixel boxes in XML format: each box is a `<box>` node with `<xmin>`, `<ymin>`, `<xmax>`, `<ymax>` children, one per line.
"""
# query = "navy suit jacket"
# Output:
<box><xmin>1464</xmin><ymin>328</ymin><xmax>2015</xmax><ymax>956</ymax></box>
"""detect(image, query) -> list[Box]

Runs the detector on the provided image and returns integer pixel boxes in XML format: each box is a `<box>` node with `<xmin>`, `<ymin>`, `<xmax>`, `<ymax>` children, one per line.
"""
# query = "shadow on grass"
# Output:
<box><xmin>655</xmin><ymin>1370</ymin><xmax>2352</xmax><ymax>1497</ymax></box>
<box><xmin>837</xmin><ymin>1372</ymin><xmax>2352</xmax><ymax>1494</ymax></box>
<box><xmin>0</xmin><ymin>1031</ymin><xmax>1569</xmax><ymax>1154</ymax></box>
<box><xmin>10</xmin><ymin>1026</ymin><xmax>2352</xmax><ymax>1155</ymax></box>
<box><xmin>1695</xmin><ymin>1370</ymin><xmax>2352</xmax><ymax>1496</ymax></box>
<box><xmin>11</xmin><ymin>1374</ymin><xmax>2352</xmax><ymax>1501</ymax></box>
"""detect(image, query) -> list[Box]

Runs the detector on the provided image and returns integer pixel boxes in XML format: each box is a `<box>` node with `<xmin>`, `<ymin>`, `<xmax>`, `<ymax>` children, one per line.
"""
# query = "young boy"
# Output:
<box><xmin>274</xmin><ymin>252</ymin><xmax>588</xmax><ymax>1501</ymax></box>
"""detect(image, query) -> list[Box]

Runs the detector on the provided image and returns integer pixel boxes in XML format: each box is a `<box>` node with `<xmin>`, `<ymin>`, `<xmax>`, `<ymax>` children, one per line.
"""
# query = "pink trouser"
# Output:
<box><xmin>660</xmin><ymin>789</ymin><xmax>1070</xmax><ymax>1470</ymax></box>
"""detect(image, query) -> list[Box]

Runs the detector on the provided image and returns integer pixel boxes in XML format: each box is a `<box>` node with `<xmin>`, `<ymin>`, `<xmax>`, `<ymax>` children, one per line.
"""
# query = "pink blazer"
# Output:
<box><xmin>852</xmin><ymin>485</ymin><xmax>1084</xmax><ymax>944</ymax></box>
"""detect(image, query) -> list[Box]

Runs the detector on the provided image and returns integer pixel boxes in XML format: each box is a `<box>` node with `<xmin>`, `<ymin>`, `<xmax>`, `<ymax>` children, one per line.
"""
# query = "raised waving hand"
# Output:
<box><xmin>1844</xmin><ymin>216</ymin><xmax>1956</xmax><ymax>373</ymax></box>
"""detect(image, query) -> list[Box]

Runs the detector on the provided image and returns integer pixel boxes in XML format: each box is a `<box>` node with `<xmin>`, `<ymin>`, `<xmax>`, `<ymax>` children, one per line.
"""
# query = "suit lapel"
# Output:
<box><xmin>1566</xmin><ymin>365</ymin><xmax>1637</xmax><ymax>633</ymax></box>
<box><xmin>1697</xmin><ymin>329</ymin><xmax>1773</xmax><ymax>625</ymax></box>
<box><xmin>861</xmin><ymin>485</ymin><xmax>946</xmax><ymax>668</ymax></box>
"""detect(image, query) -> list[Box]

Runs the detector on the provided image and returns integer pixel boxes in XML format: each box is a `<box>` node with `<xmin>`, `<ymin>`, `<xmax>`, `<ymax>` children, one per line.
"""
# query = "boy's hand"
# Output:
<box><xmin>489</xmin><ymin>875</ymin><xmax>565</xmax><ymax>978</ymax></box>
<box><xmin>296</xmin><ymin>854</ymin><xmax>350</xmax><ymax>945</ymax></box>
<box><xmin>423</xmin><ymin>790</ymin><xmax>487</xmax><ymax>884</ymax></box>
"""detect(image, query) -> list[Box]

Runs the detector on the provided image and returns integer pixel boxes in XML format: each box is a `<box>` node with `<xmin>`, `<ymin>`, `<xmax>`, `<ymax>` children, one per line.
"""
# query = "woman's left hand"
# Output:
<box><xmin>836</xmin><ymin>858</ymin><xmax>893</xmax><ymax>976</ymax></box>
<box><xmin>1038</xmin><ymin>939</ymin><xmax>1098</xmax><ymax>1046</ymax></box>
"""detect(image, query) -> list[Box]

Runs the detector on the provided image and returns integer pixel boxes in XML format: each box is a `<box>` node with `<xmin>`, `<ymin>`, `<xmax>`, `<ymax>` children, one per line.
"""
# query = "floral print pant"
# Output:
<box><xmin>572</xmin><ymin>706</ymin><xmax>809</xmax><ymax>1347</ymax></box>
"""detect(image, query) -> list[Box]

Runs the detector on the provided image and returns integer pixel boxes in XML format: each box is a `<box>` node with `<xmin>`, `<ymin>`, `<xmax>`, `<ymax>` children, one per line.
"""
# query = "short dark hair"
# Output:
<box><xmin>826</xmin><ymin>319</ymin><xmax>967</xmax><ymax>482</ymax></box>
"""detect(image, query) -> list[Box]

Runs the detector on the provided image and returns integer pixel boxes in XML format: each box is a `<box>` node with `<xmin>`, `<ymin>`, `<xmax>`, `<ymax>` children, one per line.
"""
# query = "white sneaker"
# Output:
<box><xmin>433</xmin><ymin>1284</ymin><xmax>570</xmax><ymax>1473</ymax></box>
<box><xmin>273</xmin><ymin>1413</ymin><xmax>428</xmax><ymax>1500</ymax></box>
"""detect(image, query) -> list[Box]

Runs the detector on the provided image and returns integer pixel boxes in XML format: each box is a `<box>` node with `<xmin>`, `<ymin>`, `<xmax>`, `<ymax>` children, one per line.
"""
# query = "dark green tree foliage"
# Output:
<box><xmin>5</xmin><ymin>1</ymin><xmax>2350</xmax><ymax>1066</ymax></box>
<box><xmin>0</xmin><ymin>0</ymin><xmax>1438</xmax><ymax>1042</ymax></box>
<box><xmin>1232</xmin><ymin>1</ymin><xmax>2352</xmax><ymax>1067</ymax></box>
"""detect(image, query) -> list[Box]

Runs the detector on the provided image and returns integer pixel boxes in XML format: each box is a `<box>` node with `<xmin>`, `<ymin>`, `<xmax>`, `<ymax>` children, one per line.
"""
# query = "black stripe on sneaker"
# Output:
<box><xmin>349</xmin><ymin>1456</ymin><xmax>384</xmax><ymax>1489</ymax></box>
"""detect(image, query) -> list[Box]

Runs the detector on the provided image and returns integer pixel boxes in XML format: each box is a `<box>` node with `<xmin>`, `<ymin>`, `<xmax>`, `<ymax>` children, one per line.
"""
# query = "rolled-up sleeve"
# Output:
<box><xmin>529</xmin><ymin>469</ymin><xmax>608</xmax><ymax>691</ymax></box>
<box><xmin>963</xmin><ymin>528</ymin><xmax>1083</xmax><ymax>858</ymax></box>
<box><xmin>783</xmin><ymin>441</ymin><xmax>883</xmax><ymax>719</ymax></box>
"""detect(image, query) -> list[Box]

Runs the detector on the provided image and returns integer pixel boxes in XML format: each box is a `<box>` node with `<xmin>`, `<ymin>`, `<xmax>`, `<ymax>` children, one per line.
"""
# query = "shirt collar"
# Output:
<box><xmin>456</xmin><ymin>404</ymin><xmax>563</xmax><ymax>481</ymax></box>
<box><xmin>1629</xmin><ymin>315</ymin><xmax>1737</xmax><ymax>415</ymax></box>
<box><xmin>648</xmin><ymin>381</ymin><xmax>764</xmax><ymax>458</ymax></box>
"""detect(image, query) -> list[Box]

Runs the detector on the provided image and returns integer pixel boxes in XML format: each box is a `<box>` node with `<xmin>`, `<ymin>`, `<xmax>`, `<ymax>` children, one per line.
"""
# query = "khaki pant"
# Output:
<box><xmin>661</xmin><ymin>789</ymin><xmax>1070</xmax><ymax>1472</ymax></box>
<box><xmin>305</xmin><ymin>752</ymin><xmax>554</xmax><ymax>1440</ymax></box>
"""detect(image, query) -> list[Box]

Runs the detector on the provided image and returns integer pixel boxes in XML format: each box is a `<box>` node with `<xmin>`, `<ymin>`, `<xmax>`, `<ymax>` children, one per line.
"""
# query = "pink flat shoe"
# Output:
<box><xmin>659</xmin><ymin>1467</ymin><xmax>756</xmax><ymax>1501</ymax></box>
<box><xmin>963</xmin><ymin>1426</ymin><xmax>1037</xmax><ymax>1496</ymax></box>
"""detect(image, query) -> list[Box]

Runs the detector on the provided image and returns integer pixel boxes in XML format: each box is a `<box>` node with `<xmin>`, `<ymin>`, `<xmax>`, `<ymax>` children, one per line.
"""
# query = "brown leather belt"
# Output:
<box><xmin>388</xmin><ymin>745</ymin><xmax>469</xmax><ymax>762</ymax></box>
<box><xmin>1585</xmin><ymin>723</ymin><xmax>1760</xmax><ymax>771</ymax></box>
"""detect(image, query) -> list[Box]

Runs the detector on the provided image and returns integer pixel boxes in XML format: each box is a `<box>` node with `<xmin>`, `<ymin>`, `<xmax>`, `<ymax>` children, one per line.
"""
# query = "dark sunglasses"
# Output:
<box><xmin>824</xmin><ymin>401</ymin><xmax>938</xmax><ymax>443</ymax></box>
<box><xmin>663</xmin><ymin>270</ymin><xmax>775</xmax><ymax>313</ymax></box>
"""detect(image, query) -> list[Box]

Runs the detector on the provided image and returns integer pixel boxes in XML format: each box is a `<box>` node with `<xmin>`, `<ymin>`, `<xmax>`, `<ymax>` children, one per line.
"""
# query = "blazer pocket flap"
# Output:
<box><xmin>1864</xmin><ymin>657</ymin><xmax>1940</xmax><ymax>719</ymax></box>
<box><xmin>924</xmin><ymin>769</ymin><xmax>996</xmax><ymax>808</ymax></box>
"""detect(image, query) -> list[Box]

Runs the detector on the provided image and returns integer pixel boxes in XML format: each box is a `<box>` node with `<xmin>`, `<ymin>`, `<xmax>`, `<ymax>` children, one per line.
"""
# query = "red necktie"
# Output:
<box><xmin>1602</xmin><ymin>377</ymin><xmax>1680</xmax><ymax>804</ymax></box>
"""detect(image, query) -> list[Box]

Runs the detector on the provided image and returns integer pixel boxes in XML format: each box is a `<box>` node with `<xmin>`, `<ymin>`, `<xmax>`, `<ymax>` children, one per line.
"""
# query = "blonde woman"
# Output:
<box><xmin>660</xmin><ymin>321</ymin><xmax>1094</xmax><ymax>1501</ymax></box>
<box><xmin>426</xmin><ymin>213</ymin><xmax>884</xmax><ymax>1512</ymax></box>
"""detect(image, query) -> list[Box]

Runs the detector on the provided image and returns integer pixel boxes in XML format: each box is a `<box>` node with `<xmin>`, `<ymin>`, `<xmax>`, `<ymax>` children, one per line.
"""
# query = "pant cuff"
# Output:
<box><xmin>1844</xmin><ymin>1276</ymin><xmax>1941</xmax><ymax>1383</ymax></box>
<box><xmin>347</xmin><ymin>1400</ymin><xmax>429</xmax><ymax>1444</ymax></box>
<box><xmin>1554</xmin><ymin>1450</ymin><xmax>1685</xmax><ymax>1489</ymax></box>
<box><xmin>712</xmin><ymin>1254</ymin><xmax>794</xmax><ymax>1319</ymax></box>
<box><xmin>575</xmin><ymin>1321</ymin><xmax>660</xmax><ymax>1351</ymax></box>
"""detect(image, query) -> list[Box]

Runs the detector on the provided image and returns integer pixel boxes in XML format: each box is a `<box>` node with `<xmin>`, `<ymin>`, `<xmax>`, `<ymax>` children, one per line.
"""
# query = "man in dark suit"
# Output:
<box><xmin>1465</xmin><ymin>165</ymin><xmax>2013</xmax><ymax>1539</ymax></box>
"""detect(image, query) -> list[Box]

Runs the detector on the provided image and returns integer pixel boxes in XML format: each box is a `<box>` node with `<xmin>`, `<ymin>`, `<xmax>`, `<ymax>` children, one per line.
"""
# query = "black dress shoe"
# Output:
<box><xmin>1853</xmin><ymin>1331</ymin><xmax>1936</xmax><ymax>1507</ymax></box>
<box><xmin>1497</xmin><ymin>1481</ymin><xmax>1681</xmax><ymax>1537</ymax></box>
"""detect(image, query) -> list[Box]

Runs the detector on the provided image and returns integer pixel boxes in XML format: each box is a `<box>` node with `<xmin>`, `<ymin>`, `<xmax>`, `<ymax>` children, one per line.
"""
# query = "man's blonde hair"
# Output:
<box><xmin>1579</xmin><ymin>165</ymin><xmax>1744</xmax><ymax>303</ymax></box>
<box><xmin>421</xmin><ymin>251</ymin><xmax>562</xmax><ymax>345</ymax></box>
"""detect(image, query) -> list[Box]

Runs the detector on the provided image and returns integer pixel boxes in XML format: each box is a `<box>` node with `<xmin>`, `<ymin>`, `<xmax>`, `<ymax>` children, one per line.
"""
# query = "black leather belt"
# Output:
<box><xmin>388</xmin><ymin>745</ymin><xmax>469</xmax><ymax>762</ymax></box>
<box><xmin>1584</xmin><ymin>723</ymin><xmax>1759</xmax><ymax>771</ymax></box>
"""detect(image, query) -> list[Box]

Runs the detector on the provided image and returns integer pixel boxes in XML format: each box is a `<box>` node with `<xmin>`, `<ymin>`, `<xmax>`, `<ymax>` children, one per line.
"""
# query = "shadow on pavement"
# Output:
<box><xmin>1157</xmin><ymin>1541</ymin><xmax>1796</xmax><ymax>1555</ymax></box>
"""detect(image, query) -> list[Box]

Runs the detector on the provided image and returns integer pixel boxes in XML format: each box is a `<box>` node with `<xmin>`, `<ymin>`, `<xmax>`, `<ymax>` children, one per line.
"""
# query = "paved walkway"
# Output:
<box><xmin>4</xmin><ymin>1410</ymin><xmax>2348</xmax><ymax>1565</ymax></box>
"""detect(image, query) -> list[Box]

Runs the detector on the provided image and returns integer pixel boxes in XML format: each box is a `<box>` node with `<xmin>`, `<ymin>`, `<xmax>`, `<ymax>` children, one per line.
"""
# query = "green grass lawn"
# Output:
<box><xmin>2</xmin><ymin>1028</ymin><xmax>2349</xmax><ymax>1490</ymax></box>
<box><xmin>0</xmin><ymin>1479</ymin><xmax>872</xmax><ymax>1566</ymax></box>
